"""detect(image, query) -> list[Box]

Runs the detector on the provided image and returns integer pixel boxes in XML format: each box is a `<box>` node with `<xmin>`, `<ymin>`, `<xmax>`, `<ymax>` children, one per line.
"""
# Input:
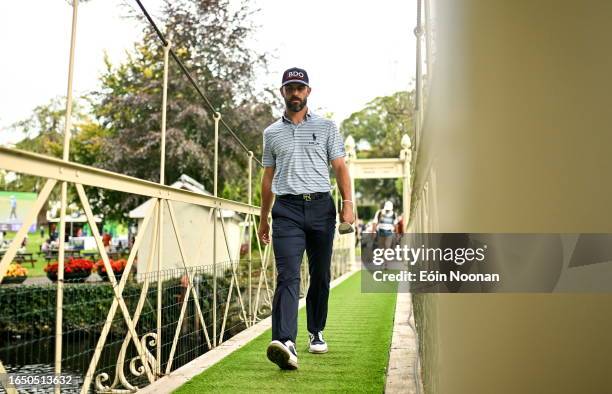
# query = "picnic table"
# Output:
<box><xmin>14</xmin><ymin>253</ymin><xmax>37</xmax><ymax>268</ymax></box>
<box><xmin>80</xmin><ymin>251</ymin><xmax>99</xmax><ymax>260</ymax></box>
<box><xmin>0</xmin><ymin>251</ymin><xmax>37</xmax><ymax>267</ymax></box>
<box><xmin>41</xmin><ymin>250</ymin><xmax>82</xmax><ymax>262</ymax></box>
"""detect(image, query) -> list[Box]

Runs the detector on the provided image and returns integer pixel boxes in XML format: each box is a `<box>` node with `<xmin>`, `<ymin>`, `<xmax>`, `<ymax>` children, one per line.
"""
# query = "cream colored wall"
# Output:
<box><xmin>135</xmin><ymin>201</ymin><xmax>243</xmax><ymax>276</ymax></box>
<box><xmin>412</xmin><ymin>1</ymin><xmax>612</xmax><ymax>393</ymax></box>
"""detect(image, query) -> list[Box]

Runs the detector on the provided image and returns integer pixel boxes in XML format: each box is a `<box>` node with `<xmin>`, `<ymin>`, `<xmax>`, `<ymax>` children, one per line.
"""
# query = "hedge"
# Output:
<box><xmin>0</xmin><ymin>272</ymin><xmax>237</xmax><ymax>338</ymax></box>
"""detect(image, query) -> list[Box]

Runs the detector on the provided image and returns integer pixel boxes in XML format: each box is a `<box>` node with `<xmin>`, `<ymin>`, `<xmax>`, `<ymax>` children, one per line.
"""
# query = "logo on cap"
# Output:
<box><xmin>282</xmin><ymin>67</ymin><xmax>309</xmax><ymax>87</ymax></box>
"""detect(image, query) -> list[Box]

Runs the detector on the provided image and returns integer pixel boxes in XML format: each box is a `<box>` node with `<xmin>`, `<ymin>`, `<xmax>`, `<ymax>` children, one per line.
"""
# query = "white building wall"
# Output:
<box><xmin>135</xmin><ymin>200</ymin><xmax>243</xmax><ymax>276</ymax></box>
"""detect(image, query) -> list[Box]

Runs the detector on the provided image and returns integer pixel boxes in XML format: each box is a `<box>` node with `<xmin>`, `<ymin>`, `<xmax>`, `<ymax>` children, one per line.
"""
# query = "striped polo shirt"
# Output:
<box><xmin>262</xmin><ymin>111</ymin><xmax>345</xmax><ymax>195</ymax></box>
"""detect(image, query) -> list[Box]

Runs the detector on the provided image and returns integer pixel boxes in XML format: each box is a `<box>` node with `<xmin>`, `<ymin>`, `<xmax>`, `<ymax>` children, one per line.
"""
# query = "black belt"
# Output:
<box><xmin>277</xmin><ymin>192</ymin><xmax>330</xmax><ymax>201</ymax></box>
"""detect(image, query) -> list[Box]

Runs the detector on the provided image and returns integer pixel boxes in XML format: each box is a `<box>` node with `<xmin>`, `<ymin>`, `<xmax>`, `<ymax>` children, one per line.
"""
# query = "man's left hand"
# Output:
<box><xmin>340</xmin><ymin>205</ymin><xmax>355</xmax><ymax>224</ymax></box>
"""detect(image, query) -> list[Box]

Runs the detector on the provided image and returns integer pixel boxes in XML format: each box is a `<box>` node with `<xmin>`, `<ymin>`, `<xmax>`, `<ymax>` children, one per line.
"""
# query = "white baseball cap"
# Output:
<box><xmin>384</xmin><ymin>201</ymin><xmax>393</xmax><ymax>211</ymax></box>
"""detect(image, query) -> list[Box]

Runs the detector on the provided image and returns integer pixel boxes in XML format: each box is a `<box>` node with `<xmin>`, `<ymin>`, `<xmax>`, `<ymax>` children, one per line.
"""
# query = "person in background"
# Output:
<box><xmin>49</xmin><ymin>224</ymin><xmax>58</xmax><ymax>242</ymax></box>
<box><xmin>41</xmin><ymin>238</ymin><xmax>51</xmax><ymax>253</ymax></box>
<box><xmin>102</xmin><ymin>232</ymin><xmax>112</xmax><ymax>253</ymax></box>
<box><xmin>9</xmin><ymin>195</ymin><xmax>18</xmax><ymax>220</ymax></box>
<box><xmin>373</xmin><ymin>201</ymin><xmax>398</xmax><ymax>250</ymax></box>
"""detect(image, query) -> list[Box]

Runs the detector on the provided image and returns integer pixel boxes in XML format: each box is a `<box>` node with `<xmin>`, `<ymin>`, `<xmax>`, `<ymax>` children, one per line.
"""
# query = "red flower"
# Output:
<box><xmin>45</xmin><ymin>258</ymin><xmax>94</xmax><ymax>274</ymax></box>
<box><xmin>95</xmin><ymin>258</ymin><xmax>127</xmax><ymax>274</ymax></box>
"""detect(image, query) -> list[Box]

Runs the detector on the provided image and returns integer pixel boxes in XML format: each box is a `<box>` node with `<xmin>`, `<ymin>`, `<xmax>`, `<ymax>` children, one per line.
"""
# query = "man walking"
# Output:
<box><xmin>9</xmin><ymin>195</ymin><xmax>18</xmax><ymax>220</ymax></box>
<box><xmin>258</xmin><ymin>67</ymin><xmax>354</xmax><ymax>370</ymax></box>
<box><xmin>374</xmin><ymin>201</ymin><xmax>398</xmax><ymax>250</ymax></box>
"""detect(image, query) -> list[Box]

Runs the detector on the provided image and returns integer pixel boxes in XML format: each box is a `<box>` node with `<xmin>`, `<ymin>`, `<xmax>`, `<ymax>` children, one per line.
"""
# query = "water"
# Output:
<box><xmin>0</xmin><ymin>331</ymin><xmax>212</xmax><ymax>393</ymax></box>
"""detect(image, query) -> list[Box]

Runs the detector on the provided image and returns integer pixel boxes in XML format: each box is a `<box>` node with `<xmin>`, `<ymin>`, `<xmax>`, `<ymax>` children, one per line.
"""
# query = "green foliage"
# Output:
<box><xmin>6</xmin><ymin>98</ymin><xmax>70</xmax><ymax>194</ymax></box>
<box><xmin>0</xmin><ymin>273</ymin><xmax>233</xmax><ymax>337</ymax></box>
<box><xmin>341</xmin><ymin>91</ymin><xmax>414</xmax><ymax>158</ymax></box>
<box><xmin>220</xmin><ymin>166</ymin><xmax>264</xmax><ymax>207</ymax></box>
<box><xmin>3</xmin><ymin>98</ymin><xmax>109</xmax><ymax>217</ymax></box>
<box><xmin>341</xmin><ymin>91</ymin><xmax>415</xmax><ymax>216</ymax></box>
<box><xmin>91</xmin><ymin>0</ymin><xmax>276</xmax><ymax>220</ymax></box>
<box><xmin>356</xmin><ymin>205</ymin><xmax>378</xmax><ymax>222</ymax></box>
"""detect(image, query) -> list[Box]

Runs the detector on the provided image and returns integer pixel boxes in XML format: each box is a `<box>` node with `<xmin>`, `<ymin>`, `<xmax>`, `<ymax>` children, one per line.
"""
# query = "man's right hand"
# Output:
<box><xmin>258</xmin><ymin>219</ymin><xmax>271</xmax><ymax>245</ymax></box>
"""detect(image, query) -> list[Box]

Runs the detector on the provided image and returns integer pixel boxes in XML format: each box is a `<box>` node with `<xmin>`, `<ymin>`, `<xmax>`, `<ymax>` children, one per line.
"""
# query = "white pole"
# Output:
<box><xmin>247</xmin><ymin>151</ymin><xmax>253</xmax><ymax>322</ymax></box>
<box><xmin>56</xmin><ymin>1</ymin><xmax>79</xmax><ymax>392</ymax></box>
<box><xmin>345</xmin><ymin>136</ymin><xmax>357</xmax><ymax>269</ymax></box>
<box><xmin>160</xmin><ymin>42</ymin><xmax>170</xmax><ymax>187</ymax></box>
<box><xmin>401</xmin><ymin>135</ymin><xmax>412</xmax><ymax>233</ymax></box>
<box><xmin>414</xmin><ymin>0</ymin><xmax>423</xmax><ymax>148</ymax></box>
<box><xmin>156</xmin><ymin>40</ymin><xmax>171</xmax><ymax>376</ymax></box>
<box><xmin>212</xmin><ymin>112</ymin><xmax>221</xmax><ymax>346</ymax></box>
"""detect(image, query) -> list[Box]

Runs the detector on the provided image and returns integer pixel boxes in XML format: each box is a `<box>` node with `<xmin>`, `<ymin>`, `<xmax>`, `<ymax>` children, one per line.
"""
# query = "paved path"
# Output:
<box><xmin>385</xmin><ymin>292</ymin><xmax>422</xmax><ymax>393</ymax></box>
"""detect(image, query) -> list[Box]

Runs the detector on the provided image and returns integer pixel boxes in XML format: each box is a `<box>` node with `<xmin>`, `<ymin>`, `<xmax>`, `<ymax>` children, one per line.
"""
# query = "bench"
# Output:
<box><xmin>14</xmin><ymin>253</ymin><xmax>37</xmax><ymax>268</ymax></box>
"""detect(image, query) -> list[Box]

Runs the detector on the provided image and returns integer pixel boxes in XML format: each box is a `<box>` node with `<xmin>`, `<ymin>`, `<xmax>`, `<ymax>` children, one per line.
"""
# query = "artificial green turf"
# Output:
<box><xmin>175</xmin><ymin>271</ymin><xmax>397</xmax><ymax>393</ymax></box>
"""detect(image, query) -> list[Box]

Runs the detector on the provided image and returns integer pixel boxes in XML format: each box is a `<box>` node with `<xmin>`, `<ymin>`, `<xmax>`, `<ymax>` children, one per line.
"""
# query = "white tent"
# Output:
<box><xmin>129</xmin><ymin>175</ymin><xmax>244</xmax><ymax>276</ymax></box>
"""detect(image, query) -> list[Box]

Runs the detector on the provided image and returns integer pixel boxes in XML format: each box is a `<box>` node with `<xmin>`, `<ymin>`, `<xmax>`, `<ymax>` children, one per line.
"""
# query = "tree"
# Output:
<box><xmin>92</xmin><ymin>0</ymin><xmax>276</xmax><ymax>219</ymax></box>
<box><xmin>6</xmin><ymin>98</ymin><xmax>103</xmax><ymax>192</ymax></box>
<box><xmin>4</xmin><ymin>97</ymin><xmax>109</xmax><ymax>223</ymax></box>
<box><xmin>340</xmin><ymin>91</ymin><xmax>415</xmax><ymax>218</ymax></box>
<box><xmin>341</xmin><ymin>91</ymin><xmax>414</xmax><ymax>158</ymax></box>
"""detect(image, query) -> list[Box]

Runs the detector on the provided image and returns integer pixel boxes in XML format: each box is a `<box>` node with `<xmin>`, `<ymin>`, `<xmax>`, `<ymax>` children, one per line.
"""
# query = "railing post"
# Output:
<box><xmin>160</xmin><ymin>41</ymin><xmax>170</xmax><ymax>187</ymax></box>
<box><xmin>345</xmin><ymin>136</ymin><xmax>357</xmax><ymax>270</ymax></box>
<box><xmin>213</xmin><ymin>111</ymin><xmax>221</xmax><ymax>346</ymax></box>
<box><xmin>55</xmin><ymin>1</ymin><xmax>79</xmax><ymax>392</ymax></box>
<box><xmin>157</xmin><ymin>39</ymin><xmax>171</xmax><ymax>376</ymax></box>
<box><xmin>334</xmin><ymin>180</ymin><xmax>339</xmax><ymax>274</ymax></box>
<box><xmin>55</xmin><ymin>181</ymin><xmax>68</xmax><ymax>393</ymax></box>
<box><xmin>414</xmin><ymin>0</ymin><xmax>423</xmax><ymax>149</ymax></box>
<box><xmin>400</xmin><ymin>135</ymin><xmax>412</xmax><ymax>233</ymax></box>
<box><xmin>247</xmin><ymin>150</ymin><xmax>253</xmax><ymax>322</ymax></box>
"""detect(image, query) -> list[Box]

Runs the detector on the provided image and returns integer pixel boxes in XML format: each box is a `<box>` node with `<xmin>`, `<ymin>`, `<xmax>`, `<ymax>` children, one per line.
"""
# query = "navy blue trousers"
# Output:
<box><xmin>271</xmin><ymin>195</ymin><xmax>336</xmax><ymax>343</ymax></box>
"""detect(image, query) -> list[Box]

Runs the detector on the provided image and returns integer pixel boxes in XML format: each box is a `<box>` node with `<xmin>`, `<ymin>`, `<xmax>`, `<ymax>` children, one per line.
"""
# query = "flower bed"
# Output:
<box><xmin>96</xmin><ymin>258</ymin><xmax>128</xmax><ymax>281</ymax></box>
<box><xmin>1</xmin><ymin>263</ymin><xmax>28</xmax><ymax>285</ymax></box>
<box><xmin>45</xmin><ymin>258</ymin><xmax>94</xmax><ymax>283</ymax></box>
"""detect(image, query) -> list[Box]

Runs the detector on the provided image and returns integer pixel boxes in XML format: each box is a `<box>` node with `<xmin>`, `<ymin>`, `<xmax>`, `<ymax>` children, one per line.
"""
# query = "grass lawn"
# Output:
<box><xmin>4</xmin><ymin>230</ymin><xmax>46</xmax><ymax>277</ymax></box>
<box><xmin>175</xmin><ymin>271</ymin><xmax>397</xmax><ymax>393</ymax></box>
<box><xmin>3</xmin><ymin>231</ymin><xmax>99</xmax><ymax>277</ymax></box>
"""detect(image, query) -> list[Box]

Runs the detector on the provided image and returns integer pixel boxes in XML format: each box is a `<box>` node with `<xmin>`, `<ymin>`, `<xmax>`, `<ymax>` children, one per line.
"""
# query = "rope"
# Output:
<box><xmin>133</xmin><ymin>0</ymin><xmax>264</xmax><ymax>167</ymax></box>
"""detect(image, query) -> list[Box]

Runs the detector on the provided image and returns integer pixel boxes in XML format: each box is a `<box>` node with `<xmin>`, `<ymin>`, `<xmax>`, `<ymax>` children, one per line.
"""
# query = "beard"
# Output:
<box><xmin>284</xmin><ymin>96</ymin><xmax>307</xmax><ymax>113</ymax></box>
